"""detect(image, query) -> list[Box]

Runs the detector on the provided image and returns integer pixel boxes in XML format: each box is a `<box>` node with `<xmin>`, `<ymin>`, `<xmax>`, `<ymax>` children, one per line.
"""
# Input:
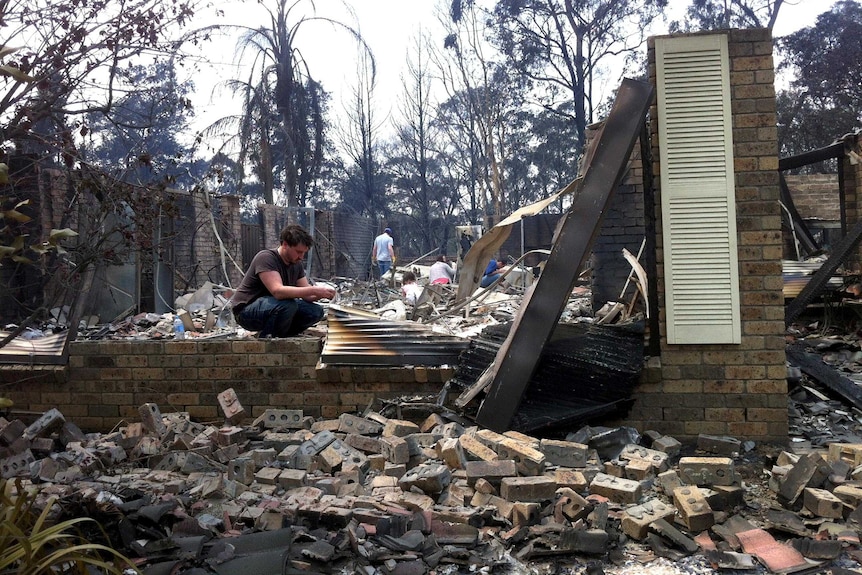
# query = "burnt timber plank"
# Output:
<box><xmin>787</xmin><ymin>342</ymin><xmax>862</xmax><ymax>411</ymax></box>
<box><xmin>474</xmin><ymin>78</ymin><xmax>654</xmax><ymax>432</ymax></box>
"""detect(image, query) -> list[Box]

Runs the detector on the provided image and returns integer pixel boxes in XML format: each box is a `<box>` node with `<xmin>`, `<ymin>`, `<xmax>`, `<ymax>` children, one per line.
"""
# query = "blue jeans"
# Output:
<box><xmin>236</xmin><ymin>296</ymin><xmax>325</xmax><ymax>338</ymax></box>
<box><xmin>377</xmin><ymin>260</ymin><xmax>392</xmax><ymax>277</ymax></box>
<box><xmin>480</xmin><ymin>273</ymin><xmax>500</xmax><ymax>288</ymax></box>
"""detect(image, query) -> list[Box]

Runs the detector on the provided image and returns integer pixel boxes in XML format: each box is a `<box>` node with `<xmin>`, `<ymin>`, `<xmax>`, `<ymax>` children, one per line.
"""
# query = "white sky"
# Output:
<box><xmin>183</xmin><ymin>0</ymin><xmax>836</xmax><ymax>154</ymax></box>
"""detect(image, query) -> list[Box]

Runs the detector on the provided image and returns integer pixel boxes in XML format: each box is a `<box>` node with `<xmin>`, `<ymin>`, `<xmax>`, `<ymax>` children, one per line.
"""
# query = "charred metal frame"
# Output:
<box><xmin>474</xmin><ymin>78</ymin><xmax>654</xmax><ymax>432</ymax></box>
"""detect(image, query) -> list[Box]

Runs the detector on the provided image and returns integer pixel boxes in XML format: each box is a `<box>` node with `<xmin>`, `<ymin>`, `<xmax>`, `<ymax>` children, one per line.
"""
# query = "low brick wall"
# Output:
<box><xmin>0</xmin><ymin>337</ymin><xmax>452</xmax><ymax>432</ymax></box>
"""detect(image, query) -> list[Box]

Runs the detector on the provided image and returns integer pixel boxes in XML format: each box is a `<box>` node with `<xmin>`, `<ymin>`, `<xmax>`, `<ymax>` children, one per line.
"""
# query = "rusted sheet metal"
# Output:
<box><xmin>321</xmin><ymin>304</ymin><xmax>469</xmax><ymax>366</ymax></box>
<box><xmin>474</xmin><ymin>78</ymin><xmax>654</xmax><ymax>432</ymax></box>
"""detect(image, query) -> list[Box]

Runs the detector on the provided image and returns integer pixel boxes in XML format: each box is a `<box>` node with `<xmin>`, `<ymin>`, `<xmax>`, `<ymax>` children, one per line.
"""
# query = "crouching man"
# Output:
<box><xmin>231</xmin><ymin>224</ymin><xmax>335</xmax><ymax>338</ymax></box>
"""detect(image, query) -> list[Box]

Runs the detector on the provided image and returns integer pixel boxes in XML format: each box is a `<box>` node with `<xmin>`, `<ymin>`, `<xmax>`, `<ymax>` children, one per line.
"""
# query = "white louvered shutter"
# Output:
<box><xmin>656</xmin><ymin>34</ymin><xmax>741</xmax><ymax>344</ymax></box>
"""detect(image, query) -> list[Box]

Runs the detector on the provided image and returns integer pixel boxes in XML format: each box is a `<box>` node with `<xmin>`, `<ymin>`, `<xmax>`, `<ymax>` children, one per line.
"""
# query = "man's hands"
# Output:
<box><xmin>309</xmin><ymin>284</ymin><xmax>336</xmax><ymax>301</ymax></box>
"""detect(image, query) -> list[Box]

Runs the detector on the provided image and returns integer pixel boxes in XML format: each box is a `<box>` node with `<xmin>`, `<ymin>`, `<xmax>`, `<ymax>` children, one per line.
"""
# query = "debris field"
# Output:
<box><xmin>4</xmin><ymin>387</ymin><xmax>862</xmax><ymax>575</ymax></box>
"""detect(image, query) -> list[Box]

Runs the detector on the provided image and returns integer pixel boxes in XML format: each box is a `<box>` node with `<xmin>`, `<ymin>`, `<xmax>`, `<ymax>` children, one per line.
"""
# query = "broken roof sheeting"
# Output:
<box><xmin>321</xmin><ymin>304</ymin><xmax>470</xmax><ymax>366</ymax></box>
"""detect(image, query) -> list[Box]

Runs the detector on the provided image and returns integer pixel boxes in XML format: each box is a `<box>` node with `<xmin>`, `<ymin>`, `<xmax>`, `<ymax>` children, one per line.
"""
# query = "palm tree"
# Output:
<box><xmin>205</xmin><ymin>0</ymin><xmax>372</xmax><ymax>207</ymax></box>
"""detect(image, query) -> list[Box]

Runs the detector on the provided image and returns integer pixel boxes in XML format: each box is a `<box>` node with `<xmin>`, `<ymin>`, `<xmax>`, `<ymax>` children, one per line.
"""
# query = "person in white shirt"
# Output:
<box><xmin>429</xmin><ymin>255</ymin><xmax>455</xmax><ymax>285</ymax></box>
<box><xmin>400</xmin><ymin>271</ymin><xmax>424</xmax><ymax>306</ymax></box>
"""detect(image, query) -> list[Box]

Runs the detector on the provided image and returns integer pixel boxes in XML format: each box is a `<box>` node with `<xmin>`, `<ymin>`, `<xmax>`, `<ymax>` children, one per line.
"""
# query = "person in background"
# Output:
<box><xmin>372</xmin><ymin>227</ymin><xmax>395</xmax><ymax>278</ymax></box>
<box><xmin>401</xmin><ymin>271</ymin><xmax>424</xmax><ymax>306</ymax></box>
<box><xmin>459</xmin><ymin>231</ymin><xmax>473</xmax><ymax>259</ymax></box>
<box><xmin>230</xmin><ymin>224</ymin><xmax>335</xmax><ymax>338</ymax></box>
<box><xmin>429</xmin><ymin>254</ymin><xmax>455</xmax><ymax>285</ymax></box>
<box><xmin>480</xmin><ymin>258</ymin><xmax>508</xmax><ymax>288</ymax></box>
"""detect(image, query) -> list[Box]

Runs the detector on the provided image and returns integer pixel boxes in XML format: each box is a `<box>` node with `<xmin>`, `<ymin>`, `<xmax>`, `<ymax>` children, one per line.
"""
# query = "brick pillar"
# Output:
<box><xmin>622</xmin><ymin>28</ymin><xmax>787</xmax><ymax>443</ymax></box>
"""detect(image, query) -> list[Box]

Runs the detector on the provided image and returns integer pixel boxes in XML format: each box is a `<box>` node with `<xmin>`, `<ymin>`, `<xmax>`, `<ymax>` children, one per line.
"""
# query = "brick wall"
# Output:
<box><xmin>611</xmin><ymin>28</ymin><xmax>787</xmax><ymax>442</ymax></box>
<box><xmin>592</xmin><ymin>137</ymin><xmax>648</xmax><ymax>313</ymax></box>
<box><xmin>0</xmin><ymin>339</ymin><xmax>453</xmax><ymax>433</ymax></box>
<box><xmin>785</xmin><ymin>174</ymin><xmax>840</xmax><ymax>222</ymax></box>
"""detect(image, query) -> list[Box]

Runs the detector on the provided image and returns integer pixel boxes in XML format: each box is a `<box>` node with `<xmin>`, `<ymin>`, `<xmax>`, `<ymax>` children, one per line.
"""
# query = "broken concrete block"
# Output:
<box><xmin>344</xmin><ymin>433</ymin><xmax>382</xmax><ymax>454</ymax></box>
<box><xmin>511</xmin><ymin>501</ymin><xmax>541</xmax><ymax>527</ymax></box>
<box><xmin>30</xmin><ymin>457</ymin><xmax>60</xmax><ymax>482</ymax></box>
<box><xmin>625</xmin><ymin>458</ymin><xmax>655</xmax><ymax>481</ymax></box>
<box><xmin>138</xmin><ymin>403</ymin><xmax>167</xmax><ymax>436</ymax></box>
<box><xmin>30</xmin><ymin>436</ymin><xmax>54</xmax><ymax>455</ymax></box>
<box><xmin>383</xmin><ymin>463</ymin><xmax>407</xmax><ymax>478</ymax></box>
<box><xmin>828</xmin><ymin>443</ymin><xmax>862</xmax><ymax>467</ymax></box>
<box><xmin>436</xmin><ymin>437</ymin><xmax>466</xmax><ymax>469</ymax></box>
<box><xmin>250</xmin><ymin>448</ymin><xmax>277</xmax><ymax>468</ymax></box>
<box><xmin>1</xmin><ymin>449</ymin><xmax>35</xmax><ymax>478</ymax></box>
<box><xmin>500</xmin><ymin>476</ymin><xmax>557</xmax><ymax>503</ymax></box>
<box><xmin>292</xmin><ymin>430</ymin><xmax>337</xmax><ymax>469</ymax></box>
<box><xmin>432</xmin><ymin>421</ymin><xmax>466</xmax><ymax>439</ymax></box>
<box><xmin>540</xmin><ymin>438</ymin><xmax>589</xmax><ymax>468</ymax></box>
<box><xmin>338</xmin><ymin>413</ymin><xmax>383</xmax><ymax>436</ymax></box>
<box><xmin>803</xmin><ymin>487</ymin><xmax>843</xmax><ymax>518</ymax></box>
<box><xmin>382</xmin><ymin>419</ymin><xmax>420</xmax><ymax>437</ymax></box>
<box><xmin>621</xmin><ymin>498</ymin><xmax>676</xmax><ymax>540</ymax></box>
<box><xmin>398</xmin><ymin>463</ymin><xmax>452</xmax><ymax>495</ymax></box>
<box><xmin>554</xmin><ymin>487</ymin><xmax>591</xmax><ymax>522</ymax></box>
<box><xmin>228</xmin><ymin>457</ymin><xmax>255</xmax><ymax>485</ymax></box>
<box><xmin>474</xmin><ymin>478</ymin><xmax>496</xmax><ymax>494</ymax></box>
<box><xmin>0</xmin><ymin>419</ymin><xmax>26</xmax><ymax>446</ymax></box>
<box><xmin>833</xmin><ymin>484</ymin><xmax>862</xmax><ymax>508</ymax></box>
<box><xmin>379</xmin><ymin>436</ymin><xmax>410</xmax><ymax>465</ymax></box>
<box><xmin>697</xmin><ymin>434</ymin><xmax>741</xmax><ymax>456</ymax></box>
<box><xmin>495</xmin><ymin>437</ymin><xmax>546</xmax><ymax>476</ymax></box>
<box><xmin>458</xmin><ymin>434</ymin><xmax>497</xmax><ymax>462</ymax></box>
<box><xmin>779</xmin><ymin>451</ymin><xmax>828</xmax><ymax>505</ymax></box>
<box><xmin>700</xmin><ymin>485</ymin><xmax>745</xmax><ymax>511</ymax></box>
<box><xmin>589</xmin><ymin>473</ymin><xmax>643</xmax><ymax>504</ymax></box>
<box><xmin>672</xmin><ymin>485</ymin><xmax>714</xmax><ymax>532</ymax></box>
<box><xmin>465</xmin><ymin>460</ymin><xmax>518</xmax><ymax>488</ymax></box>
<box><xmin>559</xmin><ymin>528</ymin><xmax>610</xmax><ymax>554</ymax></box>
<box><xmin>217</xmin><ymin>388</ymin><xmax>246</xmax><ymax>424</ymax></box>
<box><xmin>678</xmin><ymin>456</ymin><xmax>738</xmax><ymax>486</ymax></box>
<box><xmin>604</xmin><ymin>460</ymin><xmax>626</xmax><ymax>478</ymax></box>
<box><xmin>214</xmin><ymin>426</ymin><xmax>245</xmax><ymax>446</ymax></box>
<box><xmin>651</xmin><ymin>435</ymin><xmax>682</xmax><ymax>458</ymax></box>
<box><xmin>254</xmin><ymin>466</ymin><xmax>281</xmax><ymax>485</ymax></box>
<box><xmin>23</xmin><ymin>408</ymin><xmax>65</xmax><ymax>440</ymax></box>
<box><xmin>552</xmin><ymin>468</ymin><xmax>589</xmax><ymax>492</ymax></box>
<box><xmin>649</xmin><ymin>517</ymin><xmax>699</xmax><ymax>554</ymax></box>
<box><xmin>403</xmin><ymin>433</ymin><xmax>439</xmax><ymax>457</ymax></box>
<box><xmin>620</xmin><ymin>444</ymin><xmax>669</xmax><ymax>473</ymax></box>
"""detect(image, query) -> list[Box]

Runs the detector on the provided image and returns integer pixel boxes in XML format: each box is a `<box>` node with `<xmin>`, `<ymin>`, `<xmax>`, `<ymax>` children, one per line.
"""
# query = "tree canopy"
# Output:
<box><xmin>776</xmin><ymin>0</ymin><xmax>862</xmax><ymax>162</ymax></box>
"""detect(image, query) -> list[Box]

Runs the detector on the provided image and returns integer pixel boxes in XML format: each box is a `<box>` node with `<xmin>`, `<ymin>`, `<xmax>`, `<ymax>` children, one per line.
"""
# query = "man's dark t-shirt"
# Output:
<box><xmin>231</xmin><ymin>249</ymin><xmax>306</xmax><ymax>310</ymax></box>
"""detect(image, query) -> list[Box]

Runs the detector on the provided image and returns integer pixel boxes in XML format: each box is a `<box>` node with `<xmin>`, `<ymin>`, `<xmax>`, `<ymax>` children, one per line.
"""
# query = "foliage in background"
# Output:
<box><xmin>671</xmin><ymin>0</ymin><xmax>785</xmax><ymax>31</ymax></box>
<box><xmin>0</xmin><ymin>479</ymin><xmax>137</xmax><ymax>575</ymax></box>
<box><xmin>776</xmin><ymin>0</ymin><xmax>862</xmax><ymax>166</ymax></box>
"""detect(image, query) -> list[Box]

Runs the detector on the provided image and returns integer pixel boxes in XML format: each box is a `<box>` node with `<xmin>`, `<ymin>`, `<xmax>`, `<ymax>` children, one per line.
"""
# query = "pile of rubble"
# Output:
<box><xmin>4</xmin><ymin>390</ymin><xmax>862</xmax><ymax>574</ymax></box>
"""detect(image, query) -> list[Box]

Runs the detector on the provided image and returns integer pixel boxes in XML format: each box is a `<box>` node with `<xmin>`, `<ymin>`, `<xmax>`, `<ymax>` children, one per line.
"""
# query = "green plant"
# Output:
<box><xmin>0</xmin><ymin>479</ymin><xmax>139</xmax><ymax>575</ymax></box>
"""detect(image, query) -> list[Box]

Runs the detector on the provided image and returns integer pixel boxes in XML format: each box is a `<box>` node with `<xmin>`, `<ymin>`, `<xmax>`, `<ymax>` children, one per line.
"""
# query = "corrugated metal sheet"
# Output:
<box><xmin>321</xmin><ymin>304</ymin><xmax>469</xmax><ymax>366</ymax></box>
<box><xmin>241</xmin><ymin>223</ymin><xmax>263</xmax><ymax>270</ymax></box>
<box><xmin>783</xmin><ymin>259</ymin><xmax>844</xmax><ymax>299</ymax></box>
